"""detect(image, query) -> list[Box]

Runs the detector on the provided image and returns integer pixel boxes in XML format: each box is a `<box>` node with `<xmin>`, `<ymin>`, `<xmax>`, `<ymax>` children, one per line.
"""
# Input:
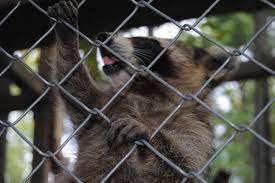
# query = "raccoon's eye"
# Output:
<box><xmin>131</xmin><ymin>37</ymin><xmax>163</xmax><ymax>60</ymax></box>
<box><xmin>132</xmin><ymin>38</ymin><xmax>160</xmax><ymax>50</ymax></box>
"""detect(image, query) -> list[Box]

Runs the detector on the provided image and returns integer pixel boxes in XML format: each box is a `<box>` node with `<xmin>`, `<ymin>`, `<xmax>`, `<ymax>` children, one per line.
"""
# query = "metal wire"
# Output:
<box><xmin>0</xmin><ymin>0</ymin><xmax>274</xmax><ymax>182</ymax></box>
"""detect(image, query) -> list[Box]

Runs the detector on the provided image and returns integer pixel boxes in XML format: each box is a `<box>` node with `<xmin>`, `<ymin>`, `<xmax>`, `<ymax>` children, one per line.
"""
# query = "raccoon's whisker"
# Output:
<box><xmin>134</xmin><ymin>51</ymin><xmax>153</xmax><ymax>58</ymax></box>
<box><xmin>111</xmin><ymin>45</ymin><xmax>132</xmax><ymax>56</ymax></box>
<box><xmin>133</xmin><ymin>48</ymin><xmax>153</xmax><ymax>54</ymax></box>
<box><xmin>133</xmin><ymin>55</ymin><xmax>146</xmax><ymax>65</ymax></box>
<box><xmin>134</xmin><ymin>53</ymin><xmax>152</xmax><ymax>62</ymax></box>
<box><xmin>133</xmin><ymin>48</ymin><xmax>152</xmax><ymax>54</ymax></box>
<box><xmin>134</xmin><ymin>52</ymin><xmax>153</xmax><ymax>61</ymax></box>
<box><xmin>136</xmin><ymin>55</ymin><xmax>152</xmax><ymax>62</ymax></box>
<box><xmin>113</xmin><ymin>47</ymin><xmax>127</xmax><ymax>52</ymax></box>
<box><xmin>133</xmin><ymin>50</ymin><xmax>154</xmax><ymax>58</ymax></box>
<box><xmin>133</xmin><ymin>47</ymin><xmax>151</xmax><ymax>51</ymax></box>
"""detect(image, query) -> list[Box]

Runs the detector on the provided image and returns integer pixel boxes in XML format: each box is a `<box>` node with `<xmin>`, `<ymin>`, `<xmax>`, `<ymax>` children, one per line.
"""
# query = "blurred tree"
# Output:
<box><xmin>0</xmin><ymin>55</ymin><xmax>10</xmax><ymax>182</ymax></box>
<box><xmin>32</xmin><ymin>45</ymin><xmax>66</xmax><ymax>183</ymax></box>
<box><xmin>182</xmin><ymin>12</ymin><xmax>254</xmax><ymax>48</ymax></box>
<box><xmin>251</xmin><ymin>11</ymin><xmax>272</xmax><ymax>183</ymax></box>
<box><xmin>0</xmin><ymin>115</ymin><xmax>7</xmax><ymax>183</ymax></box>
<box><xmin>5</xmin><ymin>112</ymin><xmax>34</xmax><ymax>183</ymax></box>
<box><xmin>179</xmin><ymin>11</ymin><xmax>274</xmax><ymax>183</ymax></box>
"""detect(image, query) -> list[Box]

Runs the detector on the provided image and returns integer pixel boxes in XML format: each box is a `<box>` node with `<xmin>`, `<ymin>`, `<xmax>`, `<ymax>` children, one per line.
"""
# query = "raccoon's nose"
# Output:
<box><xmin>96</xmin><ymin>32</ymin><xmax>111</xmax><ymax>42</ymax></box>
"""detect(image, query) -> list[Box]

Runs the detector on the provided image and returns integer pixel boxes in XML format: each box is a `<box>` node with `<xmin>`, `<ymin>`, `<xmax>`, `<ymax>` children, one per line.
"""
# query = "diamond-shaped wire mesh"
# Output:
<box><xmin>0</xmin><ymin>0</ymin><xmax>274</xmax><ymax>182</ymax></box>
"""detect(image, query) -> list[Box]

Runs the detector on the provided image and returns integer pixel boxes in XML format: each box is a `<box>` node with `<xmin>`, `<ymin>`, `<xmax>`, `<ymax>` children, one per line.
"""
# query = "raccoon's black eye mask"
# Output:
<box><xmin>131</xmin><ymin>37</ymin><xmax>164</xmax><ymax>65</ymax></box>
<box><xmin>131</xmin><ymin>37</ymin><xmax>177</xmax><ymax>77</ymax></box>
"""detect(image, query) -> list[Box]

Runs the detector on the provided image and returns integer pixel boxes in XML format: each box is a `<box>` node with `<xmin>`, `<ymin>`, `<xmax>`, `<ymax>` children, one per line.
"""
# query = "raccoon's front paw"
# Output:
<box><xmin>47</xmin><ymin>0</ymin><xmax>79</xmax><ymax>45</ymax></box>
<box><xmin>107</xmin><ymin>118</ymin><xmax>149</xmax><ymax>149</ymax></box>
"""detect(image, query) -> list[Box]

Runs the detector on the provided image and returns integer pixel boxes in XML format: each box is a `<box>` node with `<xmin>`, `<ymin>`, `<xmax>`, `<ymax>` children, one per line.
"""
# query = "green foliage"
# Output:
<box><xmin>4</xmin><ymin>49</ymin><xmax>39</xmax><ymax>182</ymax></box>
<box><xmin>5</xmin><ymin>112</ymin><xmax>34</xmax><ymax>183</ymax></box>
<box><xmin>181</xmin><ymin>12</ymin><xmax>254</xmax><ymax>48</ymax></box>
<box><xmin>210</xmin><ymin>81</ymin><xmax>256</xmax><ymax>183</ymax></box>
<box><xmin>211</xmin><ymin>78</ymin><xmax>275</xmax><ymax>183</ymax></box>
<box><xmin>211</xmin><ymin>139</ymin><xmax>253</xmax><ymax>183</ymax></box>
<box><xmin>15</xmin><ymin>49</ymin><xmax>40</xmax><ymax>72</ymax></box>
<box><xmin>80</xmin><ymin>42</ymin><xmax>101</xmax><ymax>81</ymax></box>
<box><xmin>201</xmin><ymin>13</ymin><xmax>254</xmax><ymax>47</ymax></box>
<box><xmin>181</xmin><ymin>12</ymin><xmax>275</xmax><ymax>183</ymax></box>
<box><xmin>9</xmin><ymin>83</ymin><xmax>22</xmax><ymax>96</ymax></box>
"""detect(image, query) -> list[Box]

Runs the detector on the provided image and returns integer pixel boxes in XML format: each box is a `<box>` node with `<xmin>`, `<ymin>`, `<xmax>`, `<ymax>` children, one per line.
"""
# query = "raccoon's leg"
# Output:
<box><xmin>48</xmin><ymin>1</ymin><xmax>104</xmax><ymax>127</ymax></box>
<box><xmin>107</xmin><ymin>116</ymin><xmax>212</xmax><ymax>181</ymax></box>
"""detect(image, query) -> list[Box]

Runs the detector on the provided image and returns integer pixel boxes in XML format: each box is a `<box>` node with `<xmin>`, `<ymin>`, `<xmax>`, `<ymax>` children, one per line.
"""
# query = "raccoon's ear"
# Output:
<box><xmin>193</xmin><ymin>46</ymin><xmax>240</xmax><ymax>80</ymax></box>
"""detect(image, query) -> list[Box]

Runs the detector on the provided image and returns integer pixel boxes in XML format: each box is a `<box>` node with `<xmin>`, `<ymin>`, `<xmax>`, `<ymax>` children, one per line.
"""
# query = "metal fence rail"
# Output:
<box><xmin>0</xmin><ymin>0</ymin><xmax>274</xmax><ymax>182</ymax></box>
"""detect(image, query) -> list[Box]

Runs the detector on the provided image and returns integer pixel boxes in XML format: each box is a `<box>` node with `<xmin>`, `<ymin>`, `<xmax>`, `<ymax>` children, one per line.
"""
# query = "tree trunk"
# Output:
<box><xmin>0</xmin><ymin>64</ymin><xmax>11</xmax><ymax>183</ymax></box>
<box><xmin>0</xmin><ymin>114</ymin><xmax>7</xmax><ymax>183</ymax></box>
<box><xmin>251</xmin><ymin>11</ymin><xmax>272</xmax><ymax>183</ymax></box>
<box><xmin>31</xmin><ymin>44</ymin><xmax>65</xmax><ymax>182</ymax></box>
<box><xmin>31</xmin><ymin>98</ymin><xmax>52</xmax><ymax>183</ymax></box>
<box><xmin>31</xmin><ymin>45</ymin><xmax>56</xmax><ymax>183</ymax></box>
<box><xmin>253</xmin><ymin>79</ymin><xmax>272</xmax><ymax>183</ymax></box>
<box><xmin>148</xmin><ymin>26</ymin><xmax>154</xmax><ymax>37</ymax></box>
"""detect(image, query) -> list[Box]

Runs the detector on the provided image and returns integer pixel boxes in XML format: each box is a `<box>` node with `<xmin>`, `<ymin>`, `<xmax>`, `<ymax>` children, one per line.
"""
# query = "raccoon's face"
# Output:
<box><xmin>95</xmin><ymin>32</ymin><xmax>236</xmax><ymax>92</ymax></box>
<box><xmin>96</xmin><ymin>32</ymin><xmax>174</xmax><ymax>87</ymax></box>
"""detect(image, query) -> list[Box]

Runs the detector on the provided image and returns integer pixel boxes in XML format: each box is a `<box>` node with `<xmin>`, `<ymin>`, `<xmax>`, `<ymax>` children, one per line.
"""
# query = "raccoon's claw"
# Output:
<box><xmin>107</xmin><ymin>118</ymin><xmax>149</xmax><ymax>149</ymax></box>
<box><xmin>47</xmin><ymin>0</ymin><xmax>79</xmax><ymax>44</ymax></box>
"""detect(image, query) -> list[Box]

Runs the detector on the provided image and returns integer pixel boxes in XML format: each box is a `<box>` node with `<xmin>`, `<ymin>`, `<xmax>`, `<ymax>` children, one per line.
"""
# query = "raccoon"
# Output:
<box><xmin>47</xmin><ymin>1</ymin><xmax>236</xmax><ymax>182</ymax></box>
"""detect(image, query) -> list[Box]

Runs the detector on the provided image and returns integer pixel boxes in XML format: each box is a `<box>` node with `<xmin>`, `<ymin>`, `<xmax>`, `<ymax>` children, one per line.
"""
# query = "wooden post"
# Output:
<box><xmin>251</xmin><ymin>11</ymin><xmax>272</xmax><ymax>183</ymax></box>
<box><xmin>253</xmin><ymin>79</ymin><xmax>272</xmax><ymax>183</ymax></box>
<box><xmin>0</xmin><ymin>113</ymin><xmax>7</xmax><ymax>183</ymax></box>
<box><xmin>148</xmin><ymin>26</ymin><xmax>154</xmax><ymax>37</ymax></box>
<box><xmin>0</xmin><ymin>54</ymin><xmax>11</xmax><ymax>183</ymax></box>
<box><xmin>31</xmin><ymin>98</ymin><xmax>52</xmax><ymax>183</ymax></box>
<box><xmin>31</xmin><ymin>45</ymin><xmax>56</xmax><ymax>183</ymax></box>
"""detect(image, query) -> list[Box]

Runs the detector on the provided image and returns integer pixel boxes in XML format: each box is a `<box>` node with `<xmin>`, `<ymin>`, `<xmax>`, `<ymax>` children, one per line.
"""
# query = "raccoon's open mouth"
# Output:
<box><xmin>96</xmin><ymin>48</ymin><xmax>123</xmax><ymax>75</ymax></box>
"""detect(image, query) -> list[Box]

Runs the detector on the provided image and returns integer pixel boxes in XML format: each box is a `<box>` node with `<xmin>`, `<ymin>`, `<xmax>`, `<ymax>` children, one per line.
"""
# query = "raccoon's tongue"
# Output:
<box><xmin>103</xmin><ymin>56</ymin><xmax>116</xmax><ymax>65</ymax></box>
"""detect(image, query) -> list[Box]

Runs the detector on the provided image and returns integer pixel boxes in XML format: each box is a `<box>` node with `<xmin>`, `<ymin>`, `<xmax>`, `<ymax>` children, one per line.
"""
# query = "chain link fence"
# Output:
<box><xmin>0</xmin><ymin>0</ymin><xmax>274</xmax><ymax>182</ymax></box>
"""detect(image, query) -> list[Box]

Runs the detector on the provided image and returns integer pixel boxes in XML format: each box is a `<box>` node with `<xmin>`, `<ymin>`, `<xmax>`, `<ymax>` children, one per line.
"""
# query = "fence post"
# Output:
<box><xmin>31</xmin><ymin>46</ymin><xmax>56</xmax><ymax>183</ymax></box>
<box><xmin>148</xmin><ymin>26</ymin><xmax>154</xmax><ymax>36</ymax></box>
<box><xmin>0</xmin><ymin>56</ymin><xmax>11</xmax><ymax>182</ymax></box>
<box><xmin>251</xmin><ymin>11</ymin><xmax>272</xmax><ymax>183</ymax></box>
<box><xmin>0</xmin><ymin>114</ymin><xmax>7</xmax><ymax>182</ymax></box>
<box><xmin>253</xmin><ymin>79</ymin><xmax>272</xmax><ymax>183</ymax></box>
